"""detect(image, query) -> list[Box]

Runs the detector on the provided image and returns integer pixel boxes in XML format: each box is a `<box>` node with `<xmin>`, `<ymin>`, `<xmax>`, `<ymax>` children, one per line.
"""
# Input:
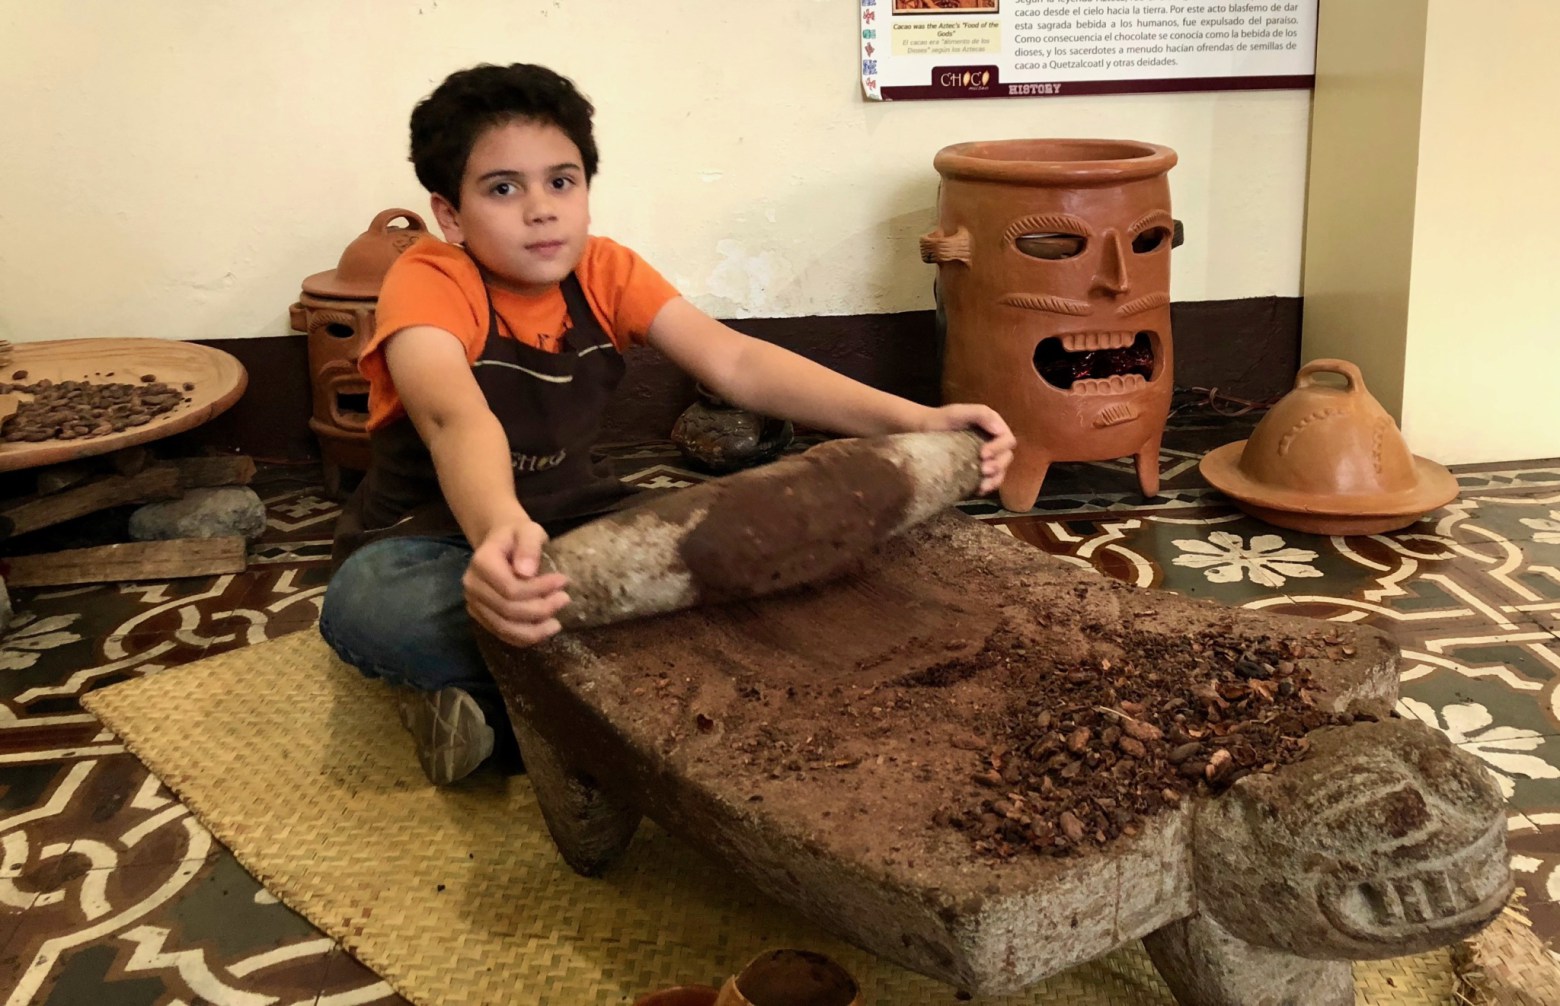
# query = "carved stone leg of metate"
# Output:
<box><xmin>510</xmin><ymin>715</ymin><xmax>641</xmax><ymax>877</ymax></box>
<box><xmin>1135</xmin><ymin>430</ymin><xmax>1163</xmax><ymax>498</ymax></box>
<box><xmin>1142</xmin><ymin>912</ymin><xmax>1355</xmax><ymax>1006</ymax></box>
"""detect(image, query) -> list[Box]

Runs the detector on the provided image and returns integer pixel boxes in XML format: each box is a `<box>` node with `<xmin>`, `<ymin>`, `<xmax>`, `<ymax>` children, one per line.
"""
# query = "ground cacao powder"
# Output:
<box><xmin>729</xmin><ymin>618</ymin><xmax>1367</xmax><ymax>863</ymax></box>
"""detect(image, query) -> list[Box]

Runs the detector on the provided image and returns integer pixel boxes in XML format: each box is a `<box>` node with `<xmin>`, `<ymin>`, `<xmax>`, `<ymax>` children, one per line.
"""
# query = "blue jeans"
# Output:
<box><xmin>318</xmin><ymin>535</ymin><xmax>506</xmax><ymax>724</ymax></box>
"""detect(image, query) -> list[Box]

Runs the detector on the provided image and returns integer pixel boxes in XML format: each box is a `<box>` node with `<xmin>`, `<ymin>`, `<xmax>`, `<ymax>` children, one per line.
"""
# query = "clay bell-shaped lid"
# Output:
<box><xmin>302</xmin><ymin>208</ymin><xmax>428</xmax><ymax>300</ymax></box>
<box><xmin>1200</xmin><ymin>360</ymin><xmax>1458</xmax><ymax>534</ymax></box>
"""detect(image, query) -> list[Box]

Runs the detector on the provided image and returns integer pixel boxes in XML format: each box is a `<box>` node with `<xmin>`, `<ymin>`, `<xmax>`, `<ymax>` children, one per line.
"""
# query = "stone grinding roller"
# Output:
<box><xmin>540</xmin><ymin>431</ymin><xmax>984</xmax><ymax>630</ymax></box>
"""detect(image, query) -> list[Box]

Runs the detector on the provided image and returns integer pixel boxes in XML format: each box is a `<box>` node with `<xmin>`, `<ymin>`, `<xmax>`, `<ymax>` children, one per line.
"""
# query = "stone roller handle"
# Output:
<box><xmin>540</xmin><ymin>431</ymin><xmax>985</xmax><ymax>631</ymax></box>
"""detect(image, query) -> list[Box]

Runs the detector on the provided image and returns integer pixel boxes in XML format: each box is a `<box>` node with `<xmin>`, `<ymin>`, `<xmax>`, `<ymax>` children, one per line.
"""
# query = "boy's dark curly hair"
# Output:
<box><xmin>409</xmin><ymin>63</ymin><xmax>598</xmax><ymax>207</ymax></box>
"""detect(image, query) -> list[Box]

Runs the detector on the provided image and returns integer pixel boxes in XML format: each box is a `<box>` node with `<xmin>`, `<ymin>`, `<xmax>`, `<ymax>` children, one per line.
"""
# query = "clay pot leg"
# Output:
<box><xmin>510</xmin><ymin>715</ymin><xmax>641</xmax><ymax>876</ymax></box>
<box><xmin>322</xmin><ymin>460</ymin><xmax>346</xmax><ymax>501</ymax></box>
<box><xmin>1142</xmin><ymin>913</ymin><xmax>1353</xmax><ymax>1006</ymax></box>
<box><xmin>997</xmin><ymin>450</ymin><xmax>1051</xmax><ymax>513</ymax></box>
<box><xmin>1134</xmin><ymin>433</ymin><xmax>1163</xmax><ymax>498</ymax></box>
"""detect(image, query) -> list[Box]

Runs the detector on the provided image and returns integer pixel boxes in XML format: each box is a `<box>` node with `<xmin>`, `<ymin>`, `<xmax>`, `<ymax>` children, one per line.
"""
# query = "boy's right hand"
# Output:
<box><xmin>462</xmin><ymin>520</ymin><xmax>571</xmax><ymax>648</ymax></box>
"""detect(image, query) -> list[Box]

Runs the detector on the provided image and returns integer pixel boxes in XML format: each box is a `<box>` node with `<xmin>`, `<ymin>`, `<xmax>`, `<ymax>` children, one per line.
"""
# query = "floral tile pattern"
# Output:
<box><xmin>2</xmin><ymin>426</ymin><xmax>1558</xmax><ymax>1001</ymax></box>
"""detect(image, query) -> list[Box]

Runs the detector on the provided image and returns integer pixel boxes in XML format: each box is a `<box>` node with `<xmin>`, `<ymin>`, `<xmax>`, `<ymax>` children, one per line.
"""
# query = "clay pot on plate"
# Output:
<box><xmin>1199</xmin><ymin>359</ymin><xmax>1458</xmax><ymax>534</ymax></box>
<box><xmin>301</xmin><ymin>207</ymin><xmax>429</xmax><ymax>300</ymax></box>
<box><xmin>922</xmin><ymin>139</ymin><xmax>1180</xmax><ymax>512</ymax></box>
<box><xmin>712</xmin><ymin>949</ymin><xmax>861</xmax><ymax>1006</ymax></box>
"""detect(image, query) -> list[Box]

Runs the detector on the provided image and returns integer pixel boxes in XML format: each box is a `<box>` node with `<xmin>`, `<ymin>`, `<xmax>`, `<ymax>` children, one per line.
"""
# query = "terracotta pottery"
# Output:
<box><xmin>633</xmin><ymin>986</ymin><xmax>721</xmax><ymax>1006</ymax></box>
<box><xmin>301</xmin><ymin>208</ymin><xmax>428</xmax><ymax>300</ymax></box>
<box><xmin>0</xmin><ymin>338</ymin><xmax>247</xmax><ymax>473</ymax></box>
<box><xmin>922</xmin><ymin>139</ymin><xmax>1178</xmax><ymax>512</ymax></box>
<box><xmin>712</xmin><ymin>950</ymin><xmax>862</xmax><ymax>1006</ymax></box>
<box><xmin>290</xmin><ymin>209</ymin><xmax>426</xmax><ymax>497</ymax></box>
<box><xmin>1199</xmin><ymin>359</ymin><xmax>1459</xmax><ymax>535</ymax></box>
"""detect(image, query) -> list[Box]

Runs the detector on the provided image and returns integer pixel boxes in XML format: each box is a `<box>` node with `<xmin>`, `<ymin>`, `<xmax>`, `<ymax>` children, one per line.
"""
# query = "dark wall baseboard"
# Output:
<box><xmin>181</xmin><ymin>296</ymin><xmax>1299</xmax><ymax>461</ymax></box>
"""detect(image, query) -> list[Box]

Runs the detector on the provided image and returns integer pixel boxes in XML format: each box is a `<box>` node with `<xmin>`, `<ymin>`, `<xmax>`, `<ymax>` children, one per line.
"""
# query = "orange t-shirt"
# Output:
<box><xmin>359</xmin><ymin>235</ymin><xmax>681</xmax><ymax>430</ymax></box>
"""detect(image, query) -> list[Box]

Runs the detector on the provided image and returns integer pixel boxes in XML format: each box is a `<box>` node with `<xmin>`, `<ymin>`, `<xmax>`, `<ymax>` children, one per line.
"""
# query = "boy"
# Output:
<box><xmin>318</xmin><ymin>63</ymin><xmax>1014</xmax><ymax>785</ymax></box>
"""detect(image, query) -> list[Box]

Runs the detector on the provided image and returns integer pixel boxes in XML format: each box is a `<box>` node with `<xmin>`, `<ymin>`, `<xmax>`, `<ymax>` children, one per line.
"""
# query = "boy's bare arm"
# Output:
<box><xmin>382</xmin><ymin>326</ymin><xmax>530</xmax><ymax>543</ymax></box>
<box><xmin>646</xmin><ymin>298</ymin><xmax>1016</xmax><ymax>492</ymax></box>
<box><xmin>647</xmin><ymin>298</ymin><xmax>926</xmax><ymax>435</ymax></box>
<box><xmin>382</xmin><ymin>326</ymin><xmax>569</xmax><ymax>646</ymax></box>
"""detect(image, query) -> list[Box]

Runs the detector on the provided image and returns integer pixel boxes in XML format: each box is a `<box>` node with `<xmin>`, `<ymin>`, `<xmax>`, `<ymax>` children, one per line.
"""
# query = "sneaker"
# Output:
<box><xmin>396</xmin><ymin>686</ymin><xmax>496</xmax><ymax>785</ymax></box>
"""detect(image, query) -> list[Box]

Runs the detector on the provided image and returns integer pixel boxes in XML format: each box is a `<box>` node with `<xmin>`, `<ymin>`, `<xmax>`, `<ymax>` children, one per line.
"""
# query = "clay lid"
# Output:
<box><xmin>1200</xmin><ymin>360</ymin><xmax>1458</xmax><ymax>534</ymax></box>
<box><xmin>302</xmin><ymin>208</ymin><xmax>428</xmax><ymax>300</ymax></box>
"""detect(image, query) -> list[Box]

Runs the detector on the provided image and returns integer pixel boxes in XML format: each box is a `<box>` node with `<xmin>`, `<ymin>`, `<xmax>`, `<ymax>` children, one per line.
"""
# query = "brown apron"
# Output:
<box><xmin>333</xmin><ymin>269</ymin><xmax>638</xmax><ymax>568</ymax></box>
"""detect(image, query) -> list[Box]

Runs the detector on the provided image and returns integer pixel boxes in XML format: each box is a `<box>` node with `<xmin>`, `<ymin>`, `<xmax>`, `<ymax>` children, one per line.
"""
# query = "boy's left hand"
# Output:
<box><xmin>921</xmin><ymin>404</ymin><xmax>1016</xmax><ymax>495</ymax></box>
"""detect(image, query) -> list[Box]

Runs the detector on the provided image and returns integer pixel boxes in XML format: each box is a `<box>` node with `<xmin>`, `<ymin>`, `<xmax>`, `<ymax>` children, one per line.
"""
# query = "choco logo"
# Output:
<box><xmin>932</xmin><ymin>65</ymin><xmax>998</xmax><ymax>93</ymax></box>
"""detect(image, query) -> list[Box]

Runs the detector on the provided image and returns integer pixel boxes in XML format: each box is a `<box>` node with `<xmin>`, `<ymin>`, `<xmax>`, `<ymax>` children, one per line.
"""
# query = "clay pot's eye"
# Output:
<box><xmin>1015</xmin><ymin>233</ymin><xmax>1086</xmax><ymax>260</ymax></box>
<box><xmin>1132</xmin><ymin>227</ymin><xmax>1172</xmax><ymax>254</ymax></box>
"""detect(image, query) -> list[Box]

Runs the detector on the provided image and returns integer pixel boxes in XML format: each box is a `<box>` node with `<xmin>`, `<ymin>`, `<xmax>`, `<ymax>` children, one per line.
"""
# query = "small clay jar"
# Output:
<box><xmin>671</xmin><ymin>385</ymin><xmax>794</xmax><ymax>473</ymax></box>
<box><xmin>712</xmin><ymin>949</ymin><xmax>862</xmax><ymax>1006</ymax></box>
<box><xmin>1199</xmin><ymin>359</ymin><xmax>1458</xmax><ymax>534</ymax></box>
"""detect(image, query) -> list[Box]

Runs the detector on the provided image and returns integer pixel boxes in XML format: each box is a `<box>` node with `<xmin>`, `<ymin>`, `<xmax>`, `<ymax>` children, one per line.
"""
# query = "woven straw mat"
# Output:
<box><xmin>82</xmin><ymin>630</ymin><xmax>1458</xmax><ymax>1005</ymax></box>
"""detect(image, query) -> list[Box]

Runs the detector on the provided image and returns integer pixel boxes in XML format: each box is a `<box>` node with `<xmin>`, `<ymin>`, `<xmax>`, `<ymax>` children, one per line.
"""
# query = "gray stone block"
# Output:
<box><xmin>129</xmin><ymin>486</ymin><xmax>267</xmax><ymax>543</ymax></box>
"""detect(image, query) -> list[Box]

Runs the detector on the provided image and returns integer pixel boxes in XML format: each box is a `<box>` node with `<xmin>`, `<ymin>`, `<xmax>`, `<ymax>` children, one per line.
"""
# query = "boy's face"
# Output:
<box><xmin>431</xmin><ymin>119</ymin><xmax>590</xmax><ymax>296</ymax></box>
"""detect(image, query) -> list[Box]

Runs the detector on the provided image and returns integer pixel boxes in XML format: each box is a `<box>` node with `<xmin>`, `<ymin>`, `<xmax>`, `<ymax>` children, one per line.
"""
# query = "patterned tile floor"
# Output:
<box><xmin>1</xmin><ymin>409</ymin><xmax>1557</xmax><ymax>1004</ymax></box>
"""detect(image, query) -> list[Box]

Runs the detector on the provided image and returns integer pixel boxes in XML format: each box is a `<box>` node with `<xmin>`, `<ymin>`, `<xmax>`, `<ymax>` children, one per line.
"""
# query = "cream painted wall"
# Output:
<box><xmin>0</xmin><ymin>0</ymin><xmax>1313</xmax><ymax>345</ymax></box>
<box><xmin>1400</xmin><ymin>1</ymin><xmax>1560</xmax><ymax>464</ymax></box>
<box><xmin>1303</xmin><ymin>0</ymin><xmax>1560</xmax><ymax>465</ymax></box>
<box><xmin>1299</xmin><ymin>1</ymin><xmax>1427</xmax><ymax>419</ymax></box>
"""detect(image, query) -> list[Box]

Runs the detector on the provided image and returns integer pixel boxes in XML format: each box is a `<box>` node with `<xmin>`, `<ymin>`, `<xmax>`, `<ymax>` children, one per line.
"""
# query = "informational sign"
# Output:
<box><xmin>860</xmin><ymin>0</ymin><xmax>1316</xmax><ymax>101</ymax></box>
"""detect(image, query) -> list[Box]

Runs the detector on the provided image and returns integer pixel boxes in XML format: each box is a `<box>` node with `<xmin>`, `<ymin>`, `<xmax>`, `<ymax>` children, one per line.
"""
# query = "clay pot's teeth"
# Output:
<box><xmin>1127</xmin><ymin>373</ymin><xmax>1147</xmax><ymax>388</ymax></box>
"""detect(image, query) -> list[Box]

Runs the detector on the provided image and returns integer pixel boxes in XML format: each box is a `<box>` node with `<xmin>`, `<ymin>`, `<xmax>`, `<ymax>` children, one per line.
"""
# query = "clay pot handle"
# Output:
<box><xmin>1295</xmin><ymin>359</ymin><xmax>1365</xmax><ymax>394</ymax></box>
<box><xmin>919</xmin><ymin>227</ymin><xmax>971</xmax><ymax>265</ymax></box>
<box><xmin>368</xmin><ymin>208</ymin><xmax>426</xmax><ymax>234</ymax></box>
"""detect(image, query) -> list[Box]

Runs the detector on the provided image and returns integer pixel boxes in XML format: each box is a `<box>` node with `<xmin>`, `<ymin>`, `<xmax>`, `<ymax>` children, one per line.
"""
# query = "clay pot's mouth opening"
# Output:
<box><xmin>934</xmin><ymin>139</ymin><xmax>1177</xmax><ymax>184</ymax></box>
<box><xmin>1033</xmin><ymin>331</ymin><xmax>1157</xmax><ymax>393</ymax></box>
<box><xmin>336</xmin><ymin>389</ymin><xmax>369</xmax><ymax>420</ymax></box>
<box><xmin>958</xmin><ymin>139</ymin><xmax>1161</xmax><ymax>163</ymax></box>
<box><xmin>732</xmin><ymin>950</ymin><xmax>859</xmax><ymax>1006</ymax></box>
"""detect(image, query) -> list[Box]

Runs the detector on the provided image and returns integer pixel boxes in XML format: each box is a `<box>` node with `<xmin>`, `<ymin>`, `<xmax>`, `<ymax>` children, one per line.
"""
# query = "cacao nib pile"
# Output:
<box><xmin>936</xmin><ymin>623</ymin><xmax>1372</xmax><ymax>860</ymax></box>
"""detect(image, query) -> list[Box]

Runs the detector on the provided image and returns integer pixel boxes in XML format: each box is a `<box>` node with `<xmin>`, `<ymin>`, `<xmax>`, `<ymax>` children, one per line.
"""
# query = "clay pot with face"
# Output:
<box><xmin>922</xmin><ymin>140</ymin><xmax>1178</xmax><ymax>512</ymax></box>
<box><xmin>290</xmin><ymin>208</ymin><xmax>427</xmax><ymax>496</ymax></box>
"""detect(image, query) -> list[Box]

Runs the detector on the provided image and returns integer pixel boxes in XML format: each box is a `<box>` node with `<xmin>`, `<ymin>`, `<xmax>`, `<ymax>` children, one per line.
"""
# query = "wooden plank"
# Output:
<box><xmin>35</xmin><ymin>461</ymin><xmax>98</xmax><ymax>495</ymax></box>
<box><xmin>110</xmin><ymin>446</ymin><xmax>150</xmax><ymax>476</ymax></box>
<box><xmin>3</xmin><ymin>536</ymin><xmax>247</xmax><ymax>587</ymax></box>
<box><xmin>168</xmin><ymin>454</ymin><xmax>256</xmax><ymax>488</ymax></box>
<box><xmin>0</xmin><ymin>466</ymin><xmax>182</xmax><ymax>539</ymax></box>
